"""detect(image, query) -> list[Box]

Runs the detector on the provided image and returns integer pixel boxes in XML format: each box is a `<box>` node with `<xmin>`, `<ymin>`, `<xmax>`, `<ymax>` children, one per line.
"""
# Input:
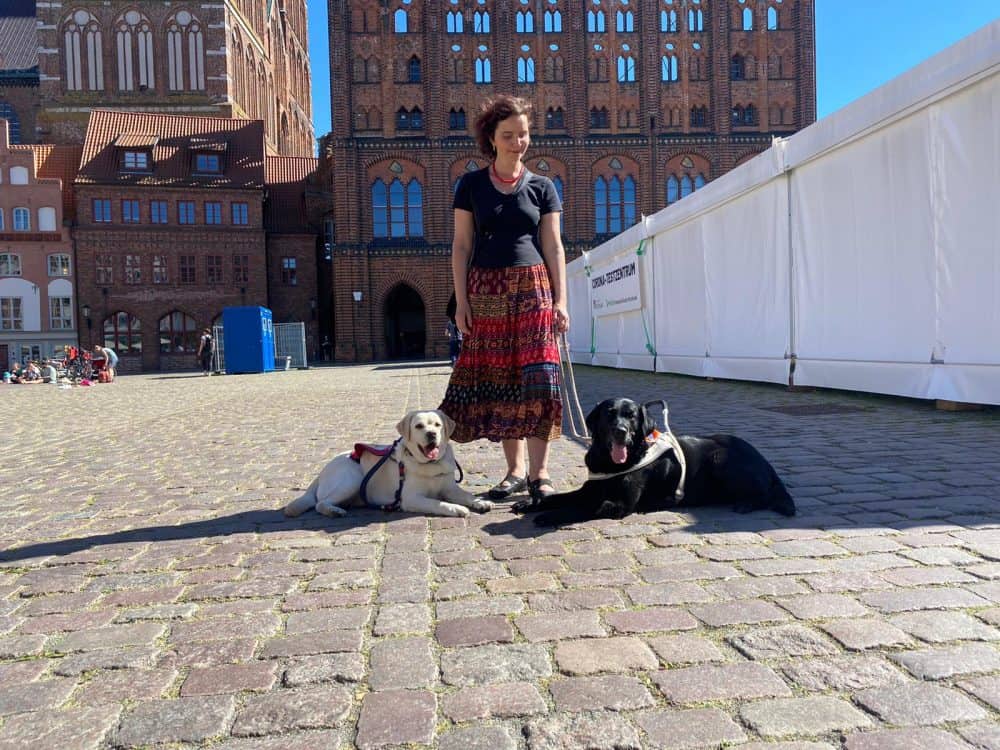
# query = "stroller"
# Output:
<box><xmin>64</xmin><ymin>347</ymin><xmax>95</xmax><ymax>382</ymax></box>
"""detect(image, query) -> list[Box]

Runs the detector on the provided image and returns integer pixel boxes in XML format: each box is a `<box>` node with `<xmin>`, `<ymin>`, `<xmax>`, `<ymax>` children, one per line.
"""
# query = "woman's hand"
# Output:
<box><xmin>553</xmin><ymin>304</ymin><xmax>570</xmax><ymax>333</ymax></box>
<box><xmin>455</xmin><ymin>301</ymin><xmax>474</xmax><ymax>336</ymax></box>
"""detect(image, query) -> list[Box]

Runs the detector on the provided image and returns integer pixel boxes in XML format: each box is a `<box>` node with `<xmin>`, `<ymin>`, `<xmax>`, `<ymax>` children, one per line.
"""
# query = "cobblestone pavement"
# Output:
<box><xmin>1</xmin><ymin>363</ymin><xmax>999</xmax><ymax>749</ymax></box>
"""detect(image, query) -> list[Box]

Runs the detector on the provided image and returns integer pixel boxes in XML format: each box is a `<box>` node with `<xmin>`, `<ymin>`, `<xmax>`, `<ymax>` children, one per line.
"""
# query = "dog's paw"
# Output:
<box><xmin>470</xmin><ymin>499</ymin><xmax>494</xmax><ymax>514</ymax></box>
<box><xmin>316</xmin><ymin>503</ymin><xmax>348</xmax><ymax>517</ymax></box>
<box><xmin>511</xmin><ymin>498</ymin><xmax>536</xmax><ymax>513</ymax></box>
<box><xmin>732</xmin><ymin>503</ymin><xmax>754</xmax><ymax>514</ymax></box>
<box><xmin>442</xmin><ymin>503</ymin><xmax>470</xmax><ymax>518</ymax></box>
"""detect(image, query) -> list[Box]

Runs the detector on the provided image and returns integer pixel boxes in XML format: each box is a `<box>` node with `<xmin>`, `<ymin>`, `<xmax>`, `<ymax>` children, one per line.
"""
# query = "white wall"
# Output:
<box><xmin>567</xmin><ymin>20</ymin><xmax>1000</xmax><ymax>405</ymax></box>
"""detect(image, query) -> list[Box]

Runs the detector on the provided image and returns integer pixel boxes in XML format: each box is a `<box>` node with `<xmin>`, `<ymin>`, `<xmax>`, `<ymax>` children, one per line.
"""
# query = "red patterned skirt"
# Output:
<box><xmin>440</xmin><ymin>264</ymin><xmax>562</xmax><ymax>443</ymax></box>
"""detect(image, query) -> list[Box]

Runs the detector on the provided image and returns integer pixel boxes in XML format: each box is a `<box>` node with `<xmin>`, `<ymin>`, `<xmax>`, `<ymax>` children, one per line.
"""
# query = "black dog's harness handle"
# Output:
<box><xmin>643</xmin><ymin>398</ymin><xmax>686</xmax><ymax>500</ymax></box>
<box><xmin>359</xmin><ymin>438</ymin><xmax>405</xmax><ymax>512</ymax></box>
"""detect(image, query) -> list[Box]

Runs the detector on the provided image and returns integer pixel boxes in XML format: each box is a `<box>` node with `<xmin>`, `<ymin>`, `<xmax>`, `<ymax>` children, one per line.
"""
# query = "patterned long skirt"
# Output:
<box><xmin>440</xmin><ymin>264</ymin><xmax>563</xmax><ymax>443</ymax></box>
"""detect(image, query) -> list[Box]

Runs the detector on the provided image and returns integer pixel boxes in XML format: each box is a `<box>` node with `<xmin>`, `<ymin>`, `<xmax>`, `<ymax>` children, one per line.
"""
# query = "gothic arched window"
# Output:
<box><xmin>372</xmin><ymin>178</ymin><xmax>424</xmax><ymax>238</ymax></box>
<box><xmin>63</xmin><ymin>10</ymin><xmax>104</xmax><ymax>91</ymax></box>
<box><xmin>166</xmin><ymin>11</ymin><xmax>205</xmax><ymax>91</ymax></box>
<box><xmin>115</xmin><ymin>9</ymin><xmax>155</xmax><ymax>91</ymax></box>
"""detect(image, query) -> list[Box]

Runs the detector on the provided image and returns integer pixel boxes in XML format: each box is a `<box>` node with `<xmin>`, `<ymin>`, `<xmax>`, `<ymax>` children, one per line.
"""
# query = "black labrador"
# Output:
<box><xmin>513</xmin><ymin>397</ymin><xmax>795</xmax><ymax>526</ymax></box>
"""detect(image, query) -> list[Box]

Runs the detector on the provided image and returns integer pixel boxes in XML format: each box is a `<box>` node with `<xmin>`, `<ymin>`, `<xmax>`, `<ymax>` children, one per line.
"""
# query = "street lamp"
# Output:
<box><xmin>352</xmin><ymin>291</ymin><xmax>362</xmax><ymax>361</ymax></box>
<box><xmin>80</xmin><ymin>304</ymin><xmax>92</xmax><ymax>348</ymax></box>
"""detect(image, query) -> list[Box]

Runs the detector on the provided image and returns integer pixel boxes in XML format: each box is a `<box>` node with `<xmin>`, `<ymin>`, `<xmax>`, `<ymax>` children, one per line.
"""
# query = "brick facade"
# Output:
<box><xmin>0</xmin><ymin>120</ymin><xmax>75</xmax><ymax>368</ymax></box>
<box><xmin>70</xmin><ymin>111</ymin><xmax>320</xmax><ymax>372</ymax></box>
<box><xmin>321</xmin><ymin>0</ymin><xmax>816</xmax><ymax>362</ymax></box>
<box><xmin>73</xmin><ymin>186</ymin><xmax>269</xmax><ymax>372</ymax></box>
<box><xmin>33</xmin><ymin>0</ymin><xmax>313</xmax><ymax>156</ymax></box>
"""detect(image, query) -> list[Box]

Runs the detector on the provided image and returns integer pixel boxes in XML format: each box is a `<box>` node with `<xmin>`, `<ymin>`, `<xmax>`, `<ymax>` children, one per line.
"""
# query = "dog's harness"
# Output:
<box><xmin>352</xmin><ymin>439</ymin><xmax>405</xmax><ymax>512</ymax></box>
<box><xmin>585</xmin><ymin>404</ymin><xmax>689</xmax><ymax>501</ymax></box>
<box><xmin>351</xmin><ymin>439</ymin><xmax>465</xmax><ymax>513</ymax></box>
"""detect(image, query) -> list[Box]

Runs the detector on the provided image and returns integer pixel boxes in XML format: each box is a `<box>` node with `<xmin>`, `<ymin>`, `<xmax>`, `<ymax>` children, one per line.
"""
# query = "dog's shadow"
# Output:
<box><xmin>0</xmin><ymin>508</ymin><xmax>397</xmax><ymax>565</ymax></box>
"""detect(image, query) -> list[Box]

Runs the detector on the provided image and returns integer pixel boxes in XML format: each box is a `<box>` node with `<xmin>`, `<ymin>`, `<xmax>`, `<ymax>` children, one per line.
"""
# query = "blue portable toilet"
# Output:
<box><xmin>222</xmin><ymin>306</ymin><xmax>275</xmax><ymax>373</ymax></box>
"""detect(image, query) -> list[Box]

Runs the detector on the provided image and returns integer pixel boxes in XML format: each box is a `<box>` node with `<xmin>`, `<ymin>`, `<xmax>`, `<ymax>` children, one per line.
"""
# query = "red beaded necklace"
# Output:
<box><xmin>491</xmin><ymin>161</ymin><xmax>524</xmax><ymax>185</ymax></box>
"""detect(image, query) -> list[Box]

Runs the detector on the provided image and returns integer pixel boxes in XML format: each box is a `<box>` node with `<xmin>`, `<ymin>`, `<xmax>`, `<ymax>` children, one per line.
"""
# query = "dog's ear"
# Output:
<box><xmin>638</xmin><ymin>403</ymin><xmax>652</xmax><ymax>438</ymax></box>
<box><xmin>640</xmin><ymin>399</ymin><xmax>666</xmax><ymax>437</ymax></box>
<box><xmin>437</xmin><ymin>410</ymin><xmax>456</xmax><ymax>440</ymax></box>
<box><xmin>585</xmin><ymin>402</ymin><xmax>602</xmax><ymax>435</ymax></box>
<box><xmin>396</xmin><ymin>412</ymin><xmax>415</xmax><ymax>441</ymax></box>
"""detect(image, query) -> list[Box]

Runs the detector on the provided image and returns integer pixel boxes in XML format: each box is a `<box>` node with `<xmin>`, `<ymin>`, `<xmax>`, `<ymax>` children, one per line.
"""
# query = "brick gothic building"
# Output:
<box><xmin>322</xmin><ymin>0</ymin><xmax>816</xmax><ymax>361</ymax></box>
<box><xmin>32</xmin><ymin>0</ymin><xmax>314</xmax><ymax>156</ymax></box>
<box><xmin>73</xmin><ymin>110</ymin><xmax>318</xmax><ymax>372</ymax></box>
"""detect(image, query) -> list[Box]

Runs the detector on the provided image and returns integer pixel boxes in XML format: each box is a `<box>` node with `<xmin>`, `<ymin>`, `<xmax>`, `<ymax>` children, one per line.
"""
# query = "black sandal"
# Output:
<box><xmin>488</xmin><ymin>474</ymin><xmax>527</xmax><ymax>500</ymax></box>
<box><xmin>528</xmin><ymin>478</ymin><xmax>555</xmax><ymax>502</ymax></box>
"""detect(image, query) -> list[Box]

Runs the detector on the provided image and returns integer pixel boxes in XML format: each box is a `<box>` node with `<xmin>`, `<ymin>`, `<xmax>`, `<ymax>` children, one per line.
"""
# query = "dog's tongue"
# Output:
<box><xmin>611</xmin><ymin>443</ymin><xmax>628</xmax><ymax>464</ymax></box>
<box><xmin>423</xmin><ymin>446</ymin><xmax>440</xmax><ymax>460</ymax></box>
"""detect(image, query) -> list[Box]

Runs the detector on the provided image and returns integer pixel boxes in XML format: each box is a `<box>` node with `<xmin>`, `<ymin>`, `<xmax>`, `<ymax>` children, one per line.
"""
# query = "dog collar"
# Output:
<box><xmin>587</xmin><ymin>431</ymin><xmax>688</xmax><ymax>500</ymax></box>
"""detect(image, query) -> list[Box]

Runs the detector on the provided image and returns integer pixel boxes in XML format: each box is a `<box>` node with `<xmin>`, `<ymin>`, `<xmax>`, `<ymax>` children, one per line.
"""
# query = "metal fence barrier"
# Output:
<box><xmin>211</xmin><ymin>321</ymin><xmax>308</xmax><ymax>373</ymax></box>
<box><xmin>274</xmin><ymin>322</ymin><xmax>308</xmax><ymax>369</ymax></box>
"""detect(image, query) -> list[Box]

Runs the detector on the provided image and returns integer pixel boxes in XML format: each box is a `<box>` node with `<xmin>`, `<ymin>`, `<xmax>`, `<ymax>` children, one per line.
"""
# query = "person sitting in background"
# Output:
<box><xmin>22</xmin><ymin>362</ymin><xmax>41</xmax><ymax>382</ymax></box>
<box><xmin>8</xmin><ymin>363</ymin><xmax>22</xmax><ymax>383</ymax></box>
<box><xmin>41</xmin><ymin>360</ymin><xmax>59</xmax><ymax>384</ymax></box>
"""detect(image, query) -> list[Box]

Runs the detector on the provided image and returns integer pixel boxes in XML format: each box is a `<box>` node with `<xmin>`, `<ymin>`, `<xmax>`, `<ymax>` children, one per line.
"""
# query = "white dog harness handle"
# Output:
<box><xmin>585</xmin><ymin>398</ymin><xmax>688</xmax><ymax>501</ymax></box>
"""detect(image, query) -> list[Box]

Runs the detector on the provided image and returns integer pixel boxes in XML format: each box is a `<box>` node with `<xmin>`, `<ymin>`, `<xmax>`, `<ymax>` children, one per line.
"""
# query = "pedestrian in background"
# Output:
<box><xmin>445</xmin><ymin>318</ymin><xmax>463</xmax><ymax>367</ymax></box>
<box><xmin>196</xmin><ymin>328</ymin><xmax>214</xmax><ymax>376</ymax></box>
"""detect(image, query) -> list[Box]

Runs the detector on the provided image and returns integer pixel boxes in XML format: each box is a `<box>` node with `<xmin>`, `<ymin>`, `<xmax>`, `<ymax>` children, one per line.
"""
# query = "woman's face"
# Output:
<box><xmin>492</xmin><ymin>114</ymin><xmax>531</xmax><ymax>159</ymax></box>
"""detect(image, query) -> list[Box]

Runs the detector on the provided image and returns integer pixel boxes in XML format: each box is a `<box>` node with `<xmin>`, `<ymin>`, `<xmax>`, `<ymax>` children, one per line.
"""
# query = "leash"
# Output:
<box><xmin>359</xmin><ymin>438</ymin><xmax>405</xmax><ymax>512</ymax></box>
<box><xmin>557</xmin><ymin>331</ymin><xmax>591</xmax><ymax>442</ymax></box>
<box><xmin>554</xmin><ymin>337</ymin><xmax>689</xmax><ymax>498</ymax></box>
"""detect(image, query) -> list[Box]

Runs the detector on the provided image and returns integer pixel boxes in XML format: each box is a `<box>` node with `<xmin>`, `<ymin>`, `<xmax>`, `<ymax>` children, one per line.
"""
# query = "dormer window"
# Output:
<box><xmin>123</xmin><ymin>151</ymin><xmax>150</xmax><ymax>170</ymax></box>
<box><xmin>114</xmin><ymin>134</ymin><xmax>158</xmax><ymax>170</ymax></box>
<box><xmin>194</xmin><ymin>153</ymin><xmax>221</xmax><ymax>173</ymax></box>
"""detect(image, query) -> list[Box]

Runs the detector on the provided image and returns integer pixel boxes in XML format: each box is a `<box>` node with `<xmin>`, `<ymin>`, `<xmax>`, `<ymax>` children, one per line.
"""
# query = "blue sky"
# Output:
<box><xmin>306</xmin><ymin>2</ymin><xmax>998</xmax><ymax>140</ymax></box>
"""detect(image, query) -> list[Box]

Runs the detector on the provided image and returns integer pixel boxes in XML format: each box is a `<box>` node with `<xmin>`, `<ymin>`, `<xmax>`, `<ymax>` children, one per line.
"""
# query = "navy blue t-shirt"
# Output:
<box><xmin>453</xmin><ymin>167</ymin><xmax>562</xmax><ymax>268</ymax></box>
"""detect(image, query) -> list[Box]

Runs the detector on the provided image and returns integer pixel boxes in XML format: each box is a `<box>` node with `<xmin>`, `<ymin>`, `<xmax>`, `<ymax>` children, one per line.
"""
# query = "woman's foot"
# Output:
<box><xmin>528</xmin><ymin>477</ymin><xmax>555</xmax><ymax>502</ymax></box>
<box><xmin>488</xmin><ymin>473</ymin><xmax>527</xmax><ymax>500</ymax></box>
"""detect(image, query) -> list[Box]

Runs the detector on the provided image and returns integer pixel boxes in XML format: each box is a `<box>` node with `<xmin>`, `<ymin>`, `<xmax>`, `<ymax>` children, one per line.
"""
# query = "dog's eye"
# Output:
<box><xmin>414</xmin><ymin>424</ymin><xmax>424</xmax><ymax>430</ymax></box>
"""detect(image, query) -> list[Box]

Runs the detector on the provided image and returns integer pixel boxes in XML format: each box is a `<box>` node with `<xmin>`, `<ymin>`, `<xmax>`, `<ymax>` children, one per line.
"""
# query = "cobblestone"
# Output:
<box><xmin>854</xmin><ymin>682</ymin><xmax>989</xmax><ymax>725</ymax></box>
<box><xmin>3</xmin><ymin>364</ymin><xmax>999</xmax><ymax>749</ymax></box>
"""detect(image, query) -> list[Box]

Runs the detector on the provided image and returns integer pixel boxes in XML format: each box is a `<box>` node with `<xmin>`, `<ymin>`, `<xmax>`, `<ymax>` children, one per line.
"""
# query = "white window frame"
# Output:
<box><xmin>0</xmin><ymin>253</ymin><xmax>21</xmax><ymax>276</ymax></box>
<box><xmin>0</xmin><ymin>297</ymin><xmax>23</xmax><ymax>330</ymax></box>
<box><xmin>123</xmin><ymin>151</ymin><xmax>150</xmax><ymax>170</ymax></box>
<box><xmin>49</xmin><ymin>296</ymin><xmax>74</xmax><ymax>329</ymax></box>
<box><xmin>13</xmin><ymin>208</ymin><xmax>30</xmax><ymax>231</ymax></box>
<box><xmin>48</xmin><ymin>254</ymin><xmax>71</xmax><ymax>277</ymax></box>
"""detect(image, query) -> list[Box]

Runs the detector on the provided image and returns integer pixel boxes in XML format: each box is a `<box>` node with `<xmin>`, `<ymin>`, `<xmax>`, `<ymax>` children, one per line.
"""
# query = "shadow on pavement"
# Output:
<box><xmin>0</xmin><ymin>509</ymin><xmax>385</xmax><ymax>565</ymax></box>
<box><xmin>2</xmin><ymin>500</ymin><xmax>991</xmax><ymax>565</ymax></box>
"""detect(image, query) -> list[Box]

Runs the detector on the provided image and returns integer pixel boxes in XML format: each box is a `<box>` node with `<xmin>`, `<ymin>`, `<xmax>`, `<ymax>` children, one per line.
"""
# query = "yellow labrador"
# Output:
<box><xmin>283</xmin><ymin>410</ymin><xmax>492</xmax><ymax>518</ymax></box>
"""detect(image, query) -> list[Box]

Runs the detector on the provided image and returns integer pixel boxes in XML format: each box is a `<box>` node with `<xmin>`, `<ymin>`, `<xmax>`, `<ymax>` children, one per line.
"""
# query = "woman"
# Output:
<box><xmin>439</xmin><ymin>95</ymin><xmax>569</xmax><ymax>503</ymax></box>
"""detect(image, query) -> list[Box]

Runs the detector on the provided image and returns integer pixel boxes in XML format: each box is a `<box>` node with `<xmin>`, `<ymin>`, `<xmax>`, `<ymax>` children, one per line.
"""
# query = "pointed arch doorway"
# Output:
<box><xmin>384</xmin><ymin>283</ymin><xmax>426</xmax><ymax>359</ymax></box>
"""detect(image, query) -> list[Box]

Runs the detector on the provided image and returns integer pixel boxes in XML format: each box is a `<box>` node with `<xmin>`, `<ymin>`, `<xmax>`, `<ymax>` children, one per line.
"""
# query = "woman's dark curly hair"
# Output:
<box><xmin>473</xmin><ymin>95</ymin><xmax>533</xmax><ymax>158</ymax></box>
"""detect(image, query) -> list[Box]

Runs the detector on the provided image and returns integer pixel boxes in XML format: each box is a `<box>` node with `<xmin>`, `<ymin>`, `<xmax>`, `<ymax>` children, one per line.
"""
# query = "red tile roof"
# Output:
<box><xmin>78</xmin><ymin>110</ymin><xmax>266</xmax><ymax>189</ymax></box>
<box><xmin>265</xmin><ymin>155</ymin><xmax>318</xmax><ymax>232</ymax></box>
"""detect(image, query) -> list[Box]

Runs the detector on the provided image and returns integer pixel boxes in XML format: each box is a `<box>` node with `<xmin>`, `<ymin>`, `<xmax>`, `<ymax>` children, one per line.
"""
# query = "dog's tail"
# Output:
<box><xmin>768</xmin><ymin>470</ymin><xmax>796</xmax><ymax>517</ymax></box>
<box><xmin>283</xmin><ymin>476</ymin><xmax>319</xmax><ymax>517</ymax></box>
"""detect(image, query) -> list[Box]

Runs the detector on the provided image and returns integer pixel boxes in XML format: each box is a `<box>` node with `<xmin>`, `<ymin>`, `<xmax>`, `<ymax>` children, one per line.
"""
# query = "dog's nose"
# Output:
<box><xmin>612</xmin><ymin>425</ymin><xmax>629</xmax><ymax>440</ymax></box>
<box><xmin>425</xmin><ymin>431</ymin><xmax>438</xmax><ymax>443</ymax></box>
